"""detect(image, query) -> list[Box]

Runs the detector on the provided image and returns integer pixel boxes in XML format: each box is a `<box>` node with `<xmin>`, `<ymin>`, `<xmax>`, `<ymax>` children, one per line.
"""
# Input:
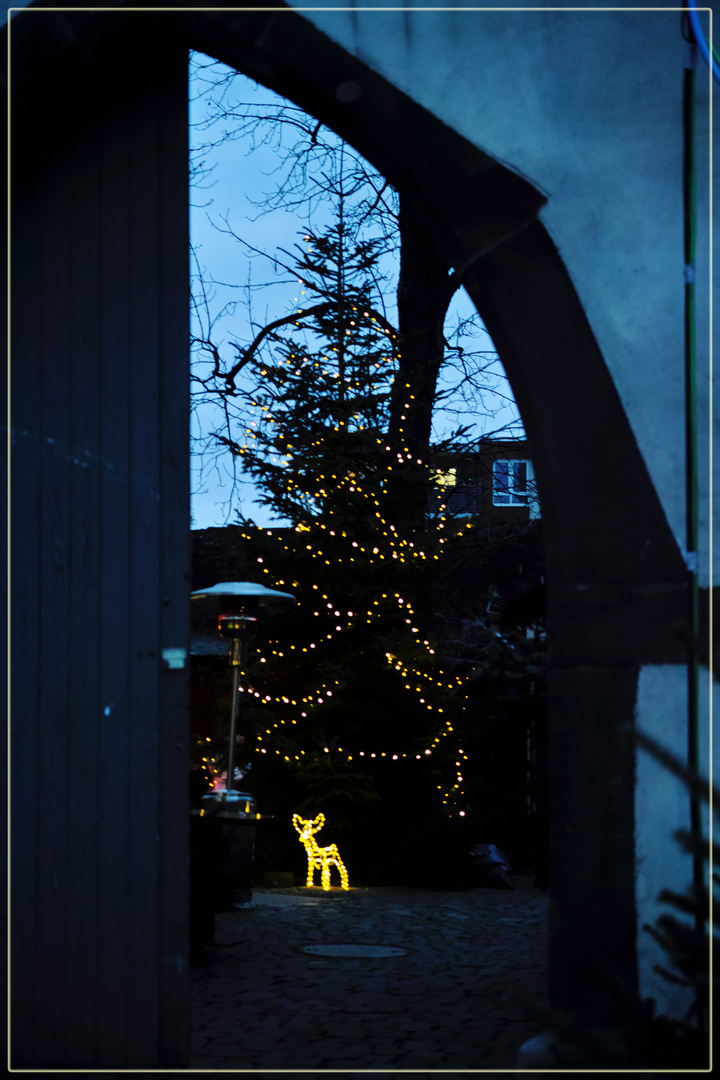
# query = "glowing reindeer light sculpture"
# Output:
<box><xmin>292</xmin><ymin>812</ymin><xmax>349</xmax><ymax>890</ymax></box>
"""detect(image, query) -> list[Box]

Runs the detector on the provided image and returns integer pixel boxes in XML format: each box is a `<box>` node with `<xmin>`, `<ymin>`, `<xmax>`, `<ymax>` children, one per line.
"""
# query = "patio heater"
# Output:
<box><xmin>191</xmin><ymin>581</ymin><xmax>296</xmax><ymax>802</ymax></box>
<box><xmin>189</xmin><ymin>581</ymin><xmax>296</xmax><ymax>928</ymax></box>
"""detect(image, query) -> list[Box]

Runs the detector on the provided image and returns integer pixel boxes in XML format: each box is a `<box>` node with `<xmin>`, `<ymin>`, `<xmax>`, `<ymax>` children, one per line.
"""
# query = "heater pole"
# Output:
<box><xmin>226</xmin><ymin>637</ymin><xmax>247</xmax><ymax>792</ymax></box>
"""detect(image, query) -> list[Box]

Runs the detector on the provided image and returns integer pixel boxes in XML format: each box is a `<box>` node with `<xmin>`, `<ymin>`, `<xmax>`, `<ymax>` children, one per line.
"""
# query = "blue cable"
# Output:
<box><xmin>687</xmin><ymin>0</ymin><xmax>720</xmax><ymax>83</ymax></box>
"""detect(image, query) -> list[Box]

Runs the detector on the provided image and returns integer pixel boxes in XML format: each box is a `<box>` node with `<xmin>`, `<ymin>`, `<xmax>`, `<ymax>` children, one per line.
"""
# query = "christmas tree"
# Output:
<box><xmin>192</xmin><ymin>208</ymin><xmax>489</xmax><ymax>884</ymax></box>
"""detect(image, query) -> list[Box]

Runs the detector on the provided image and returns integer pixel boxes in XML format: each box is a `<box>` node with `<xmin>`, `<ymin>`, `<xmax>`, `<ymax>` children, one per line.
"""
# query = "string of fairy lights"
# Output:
<box><xmin>233</xmin><ymin>437</ymin><xmax>475</xmax><ymax>811</ymax></box>
<box><xmin>218</xmin><ymin>550</ymin><xmax>474</xmax><ymax>813</ymax></box>
<box><xmin>247</xmin><ymin>491</ymin><xmax>473</xmax><ymax>578</ymax></box>
<box><xmin>207</xmin><ymin>291</ymin><xmax>477</xmax><ymax>815</ymax></box>
<box><xmin>210</xmin><ymin>508</ymin><xmax>474</xmax><ymax>813</ymax></box>
<box><xmin>198</xmin><ymin>587</ymin><xmax>473</xmax><ymax>812</ymax></box>
<box><xmin>240</xmin><ymin>302</ymin><xmax>398</xmax><ymax>463</ymax></box>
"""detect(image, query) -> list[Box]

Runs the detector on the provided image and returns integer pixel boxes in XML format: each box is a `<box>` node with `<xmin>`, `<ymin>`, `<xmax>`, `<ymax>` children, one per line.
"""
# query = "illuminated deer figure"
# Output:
<box><xmin>292</xmin><ymin>812</ymin><xmax>349</xmax><ymax>891</ymax></box>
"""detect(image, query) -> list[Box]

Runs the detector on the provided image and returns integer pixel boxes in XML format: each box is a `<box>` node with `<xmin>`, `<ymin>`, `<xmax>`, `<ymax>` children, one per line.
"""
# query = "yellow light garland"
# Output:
<box><xmin>233</xmin><ymin>455</ymin><xmax>475</xmax><ymax>816</ymax></box>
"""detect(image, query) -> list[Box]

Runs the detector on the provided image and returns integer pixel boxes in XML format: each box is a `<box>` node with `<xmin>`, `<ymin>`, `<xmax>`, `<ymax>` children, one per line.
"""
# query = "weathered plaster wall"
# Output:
<box><xmin>288</xmin><ymin>0</ymin><xmax>714</xmax><ymax>585</ymax></box>
<box><xmin>634</xmin><ymin>665</ymin><xmax>694</xmax><ymax>1017</ymax></box>
<box><xmin>635</xmin><ymin>662</ymin><xmax>715</xmax><ymax>1016</ymax></box>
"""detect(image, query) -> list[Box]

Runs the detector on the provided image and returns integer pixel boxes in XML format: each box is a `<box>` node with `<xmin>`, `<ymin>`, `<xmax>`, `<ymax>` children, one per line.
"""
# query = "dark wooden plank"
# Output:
<box><xmin>126</xmin><ymin>54</ymin><xmax>163</xmax><ymax>1067</ymax></box>
<box><xmin>156</xmin><ymin>43</ymin><xmax>192</xmax><ymax>1068</ymax></box>
<box><xmin>9</xmin><ymin>156</ymin><xmax>45</xmax><ymax>1069</ymax></box>
<box><xmin>37</xmin><ymin>155</ymin><xmax>77</xmax><ymax>1067</ymax></box>
<box><xmin>29</xmin><ymin>140</ymin><xmax>73</xmax><ymax>1066</ymax></box>
<box><xmin>64</xmin><ymin>107</ymin><xmax>102</xmax><ymax>1066</ymax></box>
<box><xmin>96</xmin><ymin>78</ymin><xmax>133</xmax><ymax>1070</ymax></box>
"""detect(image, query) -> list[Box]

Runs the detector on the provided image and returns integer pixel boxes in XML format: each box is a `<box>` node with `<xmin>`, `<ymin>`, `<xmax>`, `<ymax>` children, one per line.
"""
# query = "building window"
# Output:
<box><xmin>434</xmin><ymin>467</ymin><xmax>457</xmax><ymax>488</ymax></box>
<box><xmin>492</xmin><ymin>459</ymin><xmax>533</xmax><ymax>506</ymax></box>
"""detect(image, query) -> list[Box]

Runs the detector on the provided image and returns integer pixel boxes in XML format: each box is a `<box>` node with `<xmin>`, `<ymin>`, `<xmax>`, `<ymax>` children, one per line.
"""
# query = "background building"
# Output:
<box><xmin>432</xmin><ymin>439</ymin><xmax>540</xmax><ymax>523</ymax></box>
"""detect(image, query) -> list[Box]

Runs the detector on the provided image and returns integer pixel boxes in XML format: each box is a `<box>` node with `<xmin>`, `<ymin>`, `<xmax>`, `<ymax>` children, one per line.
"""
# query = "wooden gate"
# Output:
<box><xmin>9</xmin><ymin>14</ymin><xmax>190</xmax><ymax>1066</ymax></box>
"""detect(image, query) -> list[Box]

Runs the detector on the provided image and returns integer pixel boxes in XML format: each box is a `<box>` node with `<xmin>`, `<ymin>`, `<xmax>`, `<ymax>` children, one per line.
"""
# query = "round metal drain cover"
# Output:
<box><xmin>300</xmin><ymin>943</ymin><xmax>406</xmax><ymax>958</ymax></box>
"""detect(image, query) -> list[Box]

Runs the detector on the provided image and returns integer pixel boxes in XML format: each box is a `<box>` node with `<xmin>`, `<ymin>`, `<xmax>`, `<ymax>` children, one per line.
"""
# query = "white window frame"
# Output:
<box><xmin>492</xmin><ymin>458</ymin><xmax>534</xmax><ymax>506</ymax></box>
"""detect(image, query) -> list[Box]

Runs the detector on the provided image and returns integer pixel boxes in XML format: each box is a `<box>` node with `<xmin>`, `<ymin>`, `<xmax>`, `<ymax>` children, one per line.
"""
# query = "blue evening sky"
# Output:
<box><xmin>189</xmin><ymin>54</ymin><xmax>522</xmax><ymax>529</ymax></box>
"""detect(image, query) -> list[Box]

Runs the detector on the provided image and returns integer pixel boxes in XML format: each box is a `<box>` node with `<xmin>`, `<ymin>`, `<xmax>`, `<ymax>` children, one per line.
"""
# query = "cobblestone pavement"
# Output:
<box><xmin>190</xmin><ymin>878</ymin><xmax>549</xmax><ymax>1073</ymax></box>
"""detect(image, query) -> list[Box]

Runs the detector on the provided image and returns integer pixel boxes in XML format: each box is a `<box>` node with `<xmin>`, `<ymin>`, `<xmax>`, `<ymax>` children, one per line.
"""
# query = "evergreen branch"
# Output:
<box><xmin>673</xmin><ymin>828</ymin><xmax>720</xmax><ymax>864</ymax></box>
<box><xmin>656</xmin><ymin>887</ymin><xmax>712</xmax><ymax>918</ymax></box>
<box><xmin>651</xmin><ymin>963</ymin><xmax>692</xmax><ymax>987</ymax></box>
<box><xmin>213</xmin><ymin>433</ymin><xmax>244</xmax><ymax>457</ymax></box>
<box><xmin>224</xmin><ymin>304</ymin><xmax>334</xmax><ymax>388</ymax></box>
<box><xmin>634</xmin><ymin>728</ymin><xmax>720</xmax><ymax>809</ymax></box>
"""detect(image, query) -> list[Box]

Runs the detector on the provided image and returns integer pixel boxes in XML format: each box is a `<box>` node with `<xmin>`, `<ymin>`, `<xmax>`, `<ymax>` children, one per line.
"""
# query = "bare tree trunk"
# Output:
<box><xmin>388</xmin><ymin>199</ymin><xmax>456</xmax><ymax>531</ymax></box>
